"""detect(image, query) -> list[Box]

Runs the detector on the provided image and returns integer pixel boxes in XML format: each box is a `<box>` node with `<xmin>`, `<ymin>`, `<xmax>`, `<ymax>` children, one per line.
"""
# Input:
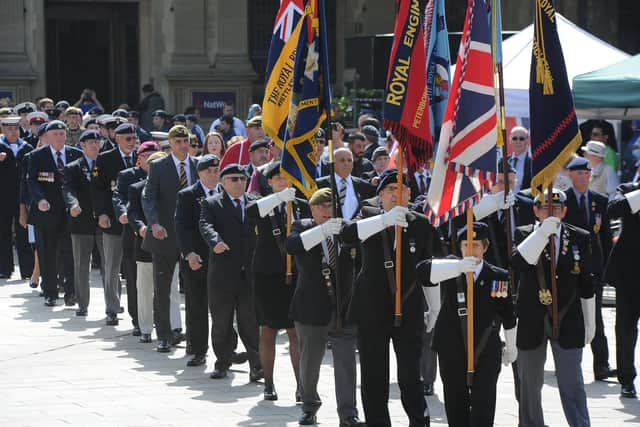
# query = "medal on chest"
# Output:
<box><xmin>572</xmin><ymin>244</ymin><xmax>581</xmax><ymax>273</ymax></box>
<box><xmin>490</xmin><ymin>280</ymin><xmax>509</xmax><ymax>298</ymax></box>
<box><xmin>539</xmin><ymin>289</ymin><xmax>552</xmax><ymax>305</ymax></box>
<box><xmin>593</xmin><ymin>213</ymin><xmax>601</xmax><ymax>233</ymax></box>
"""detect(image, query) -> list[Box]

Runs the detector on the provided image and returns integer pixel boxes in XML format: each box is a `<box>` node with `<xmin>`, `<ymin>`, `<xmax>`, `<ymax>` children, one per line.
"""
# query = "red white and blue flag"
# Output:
<box><xmin>426</xmin><ymin>0</ymin><xmax>498</xmax><ymax>226</ymax></box>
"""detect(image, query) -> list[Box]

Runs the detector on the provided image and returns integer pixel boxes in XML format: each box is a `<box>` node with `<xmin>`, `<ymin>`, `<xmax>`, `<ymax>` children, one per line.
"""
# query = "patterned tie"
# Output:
<box><xmin>580</xmin><ymin>194</ymin><xmax>589</xmax><ymax>226</ymax></box>
<box><xmin>234</xmin><ymin>198</ymin><xmax>244</xmax><ymax>222</ymax></box>
<box><xmin>179</xmin><ymin>161</ymin><xmax>188</xmax><ymax>189</ymax></box>
<box><xmin>338</xmin><ymin>178</ymin><xmax>347</xmax><ymax>207</ymax></box>
<box><xmin>124</xmin><ymin>156</ymin><xmax>132</xmax><ymax>168</ymax></box>
<box><xmin>418</xmin><ymin>174</ymin><xmax>426</xmax><ymax>194</ymax></box>
<box><xmin>326</xmin><ymin>236</ymin><xmax>337</xmax><ymax>270</ymax></box>
<box><xmin>56</xmin><ymin>151</ymin><xmax>64</xmax><ymax>175</ymax></box>
<box><xmin>511</xmin><ymin>156</ymin><xmax>518</xmax><ymax>169</ymax></box>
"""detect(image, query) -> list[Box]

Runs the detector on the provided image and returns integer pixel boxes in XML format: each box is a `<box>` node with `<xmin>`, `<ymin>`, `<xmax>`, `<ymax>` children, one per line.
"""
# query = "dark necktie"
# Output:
<box><xmin>338</xmin><ymin>178</ymin><xmax>347</xmax><ymax>207</ymax></box>
<box><xmin>124</xmin><ymin>156</ymin><xmax>132</xmax><ymax>168</ymax></box>
<box><xmin>418</xmin><ymin>174</ymin><xmax>426</xmax><ymax>194</ymax></box>
<box><xmin>208</xmin><ymin>190</ymin><xmax>214</xmax><ymax>196</ymax></box>
<box><xmin>580</xmin><ymin>194</ymin><xmax>589</xmax><ymax>226</ymax></box>
<box><xmin>56</xmin><ymin>150</ymin><xmax>64</xmax><ymax>174</ymax></box>
<box><xmin>326</xmin><ymin>237</ymin><xmax>337</xmax><ymax>270</ymax></box>
<box><xmin>86</xmin><ymin>160</ymin><xmax>94</xmax><ymax>179</ymax></box>
<box><xmin>511</xmin><ymin>156</ymin><xmax>518</xmax><ymax>169</ymax></box>
<box><xmin>179</xmin><ymin>162</ymin><xmax>188</xmax><ymax>189</ymax></box>
<box><xmin>234</xmin><ymin>198</ymin><xmax>243</xmax><ymax>222</ymax></box>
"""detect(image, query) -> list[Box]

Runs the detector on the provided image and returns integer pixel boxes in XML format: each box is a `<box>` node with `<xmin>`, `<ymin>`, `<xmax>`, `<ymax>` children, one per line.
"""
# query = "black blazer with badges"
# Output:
<box><xmin>0</xmin><ymin>137</ymin><xmax>32</xmax><ymax>214</ymax></box>
<box><xmin>341</xmin><ymin>203</ymin><xmax>435</xmax><ymax>328</ymax></box>
<box><xmin>113</xmin><ymin>166</ymin><xmax>147</xmax><ymax>221</ymax></box>
<box><xmin>418</xmin><ymin>257</ymin><xmax>515</xmax><ymax>353</ymax></box>
<box><xmin>246</xmin><ymin>197</ymin><xmax>309</xmax><ymax>275</ymax></box>
<box><xmin>316</xmin><ymin>175</ymin><xmax>376</xmax><ymax>219</ymax></box>
<box><xmin>91</xmin><ymin>147</ymin><xmax>136</xmax><ymax>235</ymax></box>
<box><xmin>127</xmin><ymin>179</ymin><xmax>152</xmax><ymax>263</ymax></box>
<box><xmin>175</xmin><ymin>182</ymin><xmax>210</xmax><ymax>262</ymax></box>
<box><xmin>27</xmin><ymin>145</ymin><xmax>83</xmax><ymax>228</ymax></box>
<box><xmin>199</xmin><ymin>191</ymin><xmax>258</xmax><ymax>293</ymax></box>
<box><xmin>286</xmin><ymin>218</ymin><xmax>356</xmax><ymax>326</ymax></box>
<box><xmin>511</xmin><ymin>223</ymin><xmax>594</xmax><ymax>350</ymax></box>
<box><xmin>62</xmin><ymin>156</ymin><xmax>97</xmax><ymax>235</ymax></box>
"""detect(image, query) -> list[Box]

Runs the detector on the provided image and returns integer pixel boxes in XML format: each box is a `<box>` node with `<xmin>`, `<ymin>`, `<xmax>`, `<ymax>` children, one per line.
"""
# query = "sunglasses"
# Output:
<box><xmin>225</xmin><ymin>176</ymin><xmax>247</xmax><ymax>182</ymax></box>
<box><xmin>511</xmin><ymin>136</ymin><xmax>527</xmax><ymax>141</ymax></box>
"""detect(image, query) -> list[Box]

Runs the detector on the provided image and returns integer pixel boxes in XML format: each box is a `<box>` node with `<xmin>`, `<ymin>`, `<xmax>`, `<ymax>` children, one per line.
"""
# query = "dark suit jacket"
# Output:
<box><xmin>341</xmin><ymin>204</ymin><xmax>435</xmax><ymax>328</ymax></box>
<box><xmin>113</xmin><ymin>166</ymin><xmax>147</xmax><ymax>220</ymax></box>
<box><xmin>175</xmin><ymin>182</ymin><xmax>210</xmax><ymax>262</ymax></box>
<box><xmin>511</xmin><ymin>223</ymin><xmax>594</xmax><ymax>350</ymax></box>
<box><xmin>510</xmin><ymin>153</ymin><xmax>532</xmax><ymax>190</ymax></box>
<box><xmin>604</xmin><ymin>182</ymin><xmax>640</xmax><ymax>290</ymax></box>
<box><xmin>141</xmin><ymin>154</ymin><xmax>197</xmax><ymax>255</ymax></box>
<box><xmin>0</xmin><ymin>137</ymin><xmax>33</xmax><ymax>214</ymax></box>
<box><xmin>286</xmin><ymin>218</ymin><xmax>355</xmax><ymax>326</ymax></box>
<box><xmin>62</xmin><ymin>156</ymin><xmax>97</xmax><ymax>235</ymax></box>
<box><xmin>246</xmin><ymin>197</ymin><xmax>309</xmax><ymax>275</ymax></box>
<box><xmin>199</xmin><ymin>191</ymin><xmax>258</xmax><ymax>293</ymax></box>
<box><xmin>352</xmin><ymin>157</ymin><xmax>374</xmax><ymax>179</ymax></box>
<box><xmin>127</xmin><ymin>179</ymin><xmax>152</xmax><ymax>263</ymax></box>
<box><xmin>92</xmin><ymin>147</ymin><xmax>137</xmax><ymax>235</ymax></box>
<box><xmin>316</xmin><ymin>175</ymin><xmax>375</xmax><ymax>219</ymax></box>
<box><xmin>564</xmin><ymin>188</ymin><xmax>612</xmax><ymax>281</ymax></box>
<box><xmin>27</xmin><ymin>145</ymin><xmax>83</xmax><ymax>228</ymax></box>
<box><xmin>408</xmin><ymin>172</ymin><xmax>430</xmax><ymax>202</ymax></box>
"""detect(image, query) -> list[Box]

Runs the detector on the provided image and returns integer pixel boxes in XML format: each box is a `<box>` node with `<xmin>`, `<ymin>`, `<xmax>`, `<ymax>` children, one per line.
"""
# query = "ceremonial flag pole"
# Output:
<box><xmin>285</xmin><ymin>202</ymin><xmax>294</xmax><ymax>285</ymax></box>
<box><xmin>394</xmin><ymin>149</ymin><xmax>404</xmax><ymax>327</ymax></box>
<box><xmin>547</xmin><ymin>183</ymin><xmax>559</xmax><ymax>339</ymax></box>
<box><xmin>466</xmin><ymin>207</ymin><xmax>474</xmax><ymax>385</ymax></box>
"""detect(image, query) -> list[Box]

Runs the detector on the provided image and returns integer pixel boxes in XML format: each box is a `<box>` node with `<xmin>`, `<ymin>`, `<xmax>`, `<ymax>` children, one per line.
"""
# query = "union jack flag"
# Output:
<box><xmin>426</xmin><ymin>0</ymin><xmax>498</xmax><ymax>226</ymax></box>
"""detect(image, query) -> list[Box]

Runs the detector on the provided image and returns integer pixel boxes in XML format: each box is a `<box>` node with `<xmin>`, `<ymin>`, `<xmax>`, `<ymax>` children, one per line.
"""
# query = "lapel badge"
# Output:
<box><xmin>538</xmin><ymin>289</ymin><xmax>552</xmax><ymax>305</ymax></box>
<box><xmin>110</xmin><ymin>180</ymin><xmax>116</xmax><ymax>192</ymax></box>
<box><xmin>593</xmin><ymin>213</ymin><xmax>601</xmax><ymax>233</ymax></box>
<box><xmin>409</xmin><ymin>238</ymin><xmax>416</xmax><ymax>253</ymax></box>
<box><xmin>457</xmin><ymin>292</ymin><xmax>465</xmax><ymax>304</ymax></box>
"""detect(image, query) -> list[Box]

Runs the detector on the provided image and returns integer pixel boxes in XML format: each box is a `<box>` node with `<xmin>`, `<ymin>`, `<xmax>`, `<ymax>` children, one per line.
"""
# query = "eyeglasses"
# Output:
<box><xmin>225</xmin><ymin>176</ymin><xmax>247</xmax><ymax>182</ymax></box>
<box><xmin>511</xmin><ymin>136</ymin><xmax>527</xmax><ymax>141</ymax></box>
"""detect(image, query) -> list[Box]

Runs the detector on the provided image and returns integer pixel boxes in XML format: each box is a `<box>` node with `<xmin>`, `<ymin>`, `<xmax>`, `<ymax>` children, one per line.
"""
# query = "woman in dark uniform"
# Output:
<box><xmin>246</xmin><ymin>161</ymin><xmax>309</xmax><ymax>401</ymax></box>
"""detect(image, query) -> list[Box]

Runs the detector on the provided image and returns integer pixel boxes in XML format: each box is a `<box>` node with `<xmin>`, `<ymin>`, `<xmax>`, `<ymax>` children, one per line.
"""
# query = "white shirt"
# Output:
<box><xmin>118</xmin><ymin>148</ymin><xmax>134</xmax><ymax>168</ymax></box>
<box><xmin>335</xmin><ymin>173</ymin><xmax>358</xmax><ymax>220</ymax></box>
<box><xmin>49</xmin><ymin>145</ymin><xmax>67</xmax><ymax>166</ymax></box>
<box><xmin>473</xmin><ymin>260</ymin><xmax>484</xmax><ymax>281</ymax></box>
<box><xmin>171</xmin><ymin>153</ymin><xmax>193</xmax><ymax>186</ymax></box>
<box><xmin>1</xmin><ymin>136</ymin><xmax>26</xmax><ymax>157</ymax></box>
<box><xmin>200</xmin><ymin>182</ymin><xmax>217</xmax><ymax>197</ymax></box>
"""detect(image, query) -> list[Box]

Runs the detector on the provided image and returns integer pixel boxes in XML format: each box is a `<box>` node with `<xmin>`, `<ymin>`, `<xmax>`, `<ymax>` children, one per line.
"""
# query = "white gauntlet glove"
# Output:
<box><xmin>429</xmin><ymin>256</ymin><xmax>478</xmax><ymax>284</ymax></box>
<box><xmin>256</xmin><ymin>188</ymin><xmax>296</xmax><ymax>217</ymax></box>
<box><xmin>624</xmin><ymin>188</ymin><xmax>640</xmax><ymax>214</ymax></box>
<box><xmin>473</xmin><ymin>191</ymin><xmax>516</xmax><ymax>220</ymax></box>
<box><xmin>516</xmin><ymin>216</ymin><xmax>560</xmax><ymax>265</ymax></box>
<box><xmin>582</xmin><ymin>297</ymin><xmax>596</xmax><ymax>346</ymax></box>
<box><xmin>502</xmin><ymin>325</ymin><xmax>518</xmax><ymax>366</ymax></box>
<box><xmin>356</xmin><ymin>205</ymin><xmax>408</xmax><ymax>241</ymax></box>
<box><xmin>299</xmin><ymin>218</ymin><xmax>342</xmax><ymax>251</ymax></box>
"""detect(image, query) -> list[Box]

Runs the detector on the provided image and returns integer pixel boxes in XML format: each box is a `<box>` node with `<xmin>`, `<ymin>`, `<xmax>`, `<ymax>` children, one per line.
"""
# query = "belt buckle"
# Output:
<box><xmin>457</xmin><ymin>307</ymin><xmax>467</xmax><ymax>317</ymax></box>
<box><xmin>272</xmin><ymin>228</ymin><xmax>282</xmax><ymax>236</ymax></box>
<box><xmin>321</xmin><ymin>268</ymin><xmax>331</xmax><ymax>277</ymax></box>
<box><xmin>384</xmin><ymin>260</ymin><xmax>394</xmax><ymax>269</ymax></box>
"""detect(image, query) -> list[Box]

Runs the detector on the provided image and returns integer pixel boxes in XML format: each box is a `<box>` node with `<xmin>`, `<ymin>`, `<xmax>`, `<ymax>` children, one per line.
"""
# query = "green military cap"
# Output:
<box><xmin>309</xmin><ymin>188</ymin><xmax>332</xmax><ymax>206</ymax></box>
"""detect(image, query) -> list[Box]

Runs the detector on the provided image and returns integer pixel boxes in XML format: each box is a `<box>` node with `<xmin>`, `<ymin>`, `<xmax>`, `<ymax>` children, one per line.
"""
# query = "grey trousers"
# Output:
<box><xmin>518</xmin><ymin>338</ymin><xmax>590</xmax><ymax>427</ymax></box>
<box><xmin>295</xmin><ymin>316</ymin><xmax>359</xmax><ymax>422</ymax></box>
<box><xmin>71</xmin><ymin>233</ymin><xmax>105</xmax><ymax>311</ymax></box>
<box><xmin>420</xmin><ymin>328</ymin><xmax>437</xmax><ymax>386</ymax></box>
<box><xmin>136</xmin><ymin>261</ymin><xmax>154</xmax><ymax>334</ymax></box>
<box><xmin>102</xmin><ymin>233</ymin><xmax>123</xmax><ymax>315</ymax></box>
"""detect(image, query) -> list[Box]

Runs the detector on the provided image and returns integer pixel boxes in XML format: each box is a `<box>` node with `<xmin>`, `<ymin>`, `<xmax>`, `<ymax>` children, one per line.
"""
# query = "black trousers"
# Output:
<box><xmin>36</xmin><ymin>225</ymin><xmax>73</xmax><ymax>299</ymax></box>
<box><xmin>616</xmin><ymin>286</ymin><xmax>640</xmax><ymax>385</ymax></box>
<box><xmin>121</xmin><ymin>229</ymin><xmax>138</xmax><ymax>326</ymax></box>
<box><xmin>358</xmin><ymin>319</ymin><xmax>426</xmax><ymax>427</ymax></box>
<box><xmin>0</xmin><ymin>209</ymin><xmax>33</xmax><ymax>277</ymax></box>
<box><xmin>181</xmin><ymin>258</ymin><xmax>209</xmax><ymax>355</ymax></box>
<box><xmin>208</xmin><ymin>283</ymin><xmax>259</xmax><ymax>370</ymax></box>
<box><xmin>151</xmin><ymin>250</ymin><xmax>179</xmax><ymax>341</ymax></box>
<box><xmin>591</xmin><ymin>283</ymin><xmax>610</xmax><ymax>371</ymax></box>
<box><xmin>437</xmin><ymin>337</ymin><xmax>501</xmax><ymax>427</ymax></box>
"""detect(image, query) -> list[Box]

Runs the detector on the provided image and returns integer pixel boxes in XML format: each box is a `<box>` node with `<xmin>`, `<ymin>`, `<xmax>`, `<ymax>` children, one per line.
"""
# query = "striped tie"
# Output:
<box><xmin>56</xmin><ymin>151</ymin><xmax>65</xmax><ymax>176</ymax></box>
<box><xmin>326</xmin><ymin>237</ymin><xmax>337</xmax><ymax>270</ymax></box>
<box><xmin>338</xmin><ymin>178</ymin><xmax>347</xmax><ymax>207</ymax></box>
<box><xmin>179</xmin><ymin>161</ymin><xmax>188</xmax><ymax>189</ymax></box>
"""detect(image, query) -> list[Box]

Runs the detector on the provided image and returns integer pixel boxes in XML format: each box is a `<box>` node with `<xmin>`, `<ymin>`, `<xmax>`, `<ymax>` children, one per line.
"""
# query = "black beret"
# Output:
<box><xmin>152</xmin><ymin>110</ymin><xmax>168</xmax><ymax>118</ymax></box>
<box><xmin>264</xmin><ymin>161</ymin><xmax>282</xmax><ymax>180</ymax></box>
<box><xmin>362</xmin><ymin>125</ymin><xmax>379</xmax><ymax>139</ymax></box>
<box><xmin>37</xmin><ymin>123</ymin><xmax>49</xmax><ymax>136</ymax></box>
<box><xmin>45</xmin><ymin>108</ymin><xmax>61</xmax><ymax>120</ymax></box>
<box><xmin>197</xmin><ymin>154</ymin><xmax>220</xmax><ymax>171</ymax></box>
<box><xmin>172</xmin><ymin>114</ymin><xmax>186</xmax><ymax>123</ymax></box>
<box><xmin>114</xmin><ymin>123</ymin><xmax>137</xmax><ymax>135</ymax></box>
<box><xmin>79</xmin><ymin>130</ymin><xmax>101</xmax><ymax>142</ymax></box>
<box><xmin>457</xmin><ymin>222</ymin><xmax>489</xmax><ymax>241</ymax></box>
<box><xmin>566</xmin><ymin>156</ymin><xmax>591</xmax><ymax>171</ymax></box>
<box><xmin>220</xmin><ymin>163</ymin><xmax>248</xmax><ymax>178</ymax></box>
<box><xmin>127</xmin><ymin>110</ymin><xmax>139</xmax><ymax>118</ymax></box>
<box><xmin>376</xmin><ymin>168</ymin><xmax>409</xmax><ymax>194</ymax></box>
<box><xmin>371</xmin><ymin>147</ymin><xmax>389</xmax><ymax>162</ymax></box>
<box><xmin>185</xmin><ymin>114</ymin><xmax>198</xmax><ymax>122</ymax></box>
<box><xmin>315</xmin><ymin>128</ymin><xmax>326</xmax><ymax>140</ymax></box>
<box><xmin>88</xmin><ymin>106</ymin><xmax>104</xmax><ymax>115</ymax></box>
<box><xmin>249</xmin><ymin>138</ymin><xmax>270</xmax><ymax>152</ymax></box>
<box><xmin>45</xmin><ymin>120</ymin><xmax>67</xmax><ymax>132</ymax></box>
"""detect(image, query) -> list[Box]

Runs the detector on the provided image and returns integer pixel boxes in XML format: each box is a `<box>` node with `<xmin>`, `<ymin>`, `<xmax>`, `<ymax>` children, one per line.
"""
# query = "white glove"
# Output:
<box><xmin>516</xmin><ymin>216</ymin><xmax>561</xmax><ymax>265</ymax></box>
<box><xmin>356</xmin><ymin>206</ymin><xmax>408</xmax><ymax>241</ymax></box>
<box><xmin>581</xmin><ymin>297</ymin><xmax>596</xmax><ymax>346</ymax></box>
<box><xmin>256</xmin><ymin>188</ymin><xmax>296</xmax><ymax>217</ymax></box>
<box><xmin>624</xmin><ymin>188</ymin><xmax>640</xmax><ymax>214</ymax></box>
<box><xmin>473</xmin><ymin>191</ymin><xmax>516</xmax><ymax>220</ymax></box>
<box><xmin>429</xmin><ymin>257</ymin><xmax>478</xmax><ymax>284</ymax></box>
<box><xmin>502</xmin><ymin>326</ymin><xmax>518</xmax><ymax>366</ymax></box>
<box><xmin>299</xmin><ymin>218</ymin><xmax>342</xmax><ymax>251</ymax></box>
<box><xmin>422</xmin><ymin>286</ymin><xmax>441</xmax><ymax>333</ymax></box>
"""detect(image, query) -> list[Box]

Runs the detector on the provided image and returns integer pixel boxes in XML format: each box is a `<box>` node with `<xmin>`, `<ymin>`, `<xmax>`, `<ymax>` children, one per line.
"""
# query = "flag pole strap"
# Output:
<box><xmin>548</xmin><ymin>184</ymin><xmax>559</xmax><ymax>339</ymax></box>
<box><xmin>285</xmin><ymin>200</ymin><xmax>294</xmax><ymax>285</ymax></box>
<box><xmin>394</xmin><ymin>148</ymin><xmax>404</xmax><ymax>327</ymax></box>
<box><xmin>466</xmin><ymin>207</ymin><xmax>475</xmax><ymax>386</ymax></box>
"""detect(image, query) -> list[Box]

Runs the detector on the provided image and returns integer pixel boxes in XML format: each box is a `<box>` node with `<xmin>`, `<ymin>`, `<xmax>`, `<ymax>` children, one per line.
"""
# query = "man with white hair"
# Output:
<box><xmin>508</xmin><ymin>126</ymin><xmax>532</xmax><ymax>191</ymax></box>
<box><xmin>582</xmin><ymin>140</ymin><xmax>619</xmax><ymax>198</ymax></box>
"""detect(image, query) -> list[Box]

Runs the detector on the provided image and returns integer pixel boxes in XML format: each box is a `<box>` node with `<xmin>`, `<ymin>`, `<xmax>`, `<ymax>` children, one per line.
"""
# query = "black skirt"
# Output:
<box><xmin>254</xmin><ymin>271</ymin><xmax>295</xmax><ymax>329</ymax></box>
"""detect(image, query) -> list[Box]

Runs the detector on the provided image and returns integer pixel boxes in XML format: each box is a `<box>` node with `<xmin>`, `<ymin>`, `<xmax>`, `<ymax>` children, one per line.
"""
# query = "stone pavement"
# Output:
<box><xmin>1</xmin><ymin>268</ymin><xmax>639</xmax><ymax>426</ymax></box>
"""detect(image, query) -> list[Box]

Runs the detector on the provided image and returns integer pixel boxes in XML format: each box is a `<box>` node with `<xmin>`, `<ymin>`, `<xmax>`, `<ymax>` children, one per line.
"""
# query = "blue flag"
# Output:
<box><xmin>424</xmin><ymin>0</ymin><xmax>450</xmax><ymax>144</ymax></box>
<box><xmin>529</xmin><ymin>0</ymin><xmax>581</xmax><ymax>198</ymax></box>
<box><xmin>281</xmin><ymin>0</ymin><xmax>331</xmax><ymax>198</ymax></box>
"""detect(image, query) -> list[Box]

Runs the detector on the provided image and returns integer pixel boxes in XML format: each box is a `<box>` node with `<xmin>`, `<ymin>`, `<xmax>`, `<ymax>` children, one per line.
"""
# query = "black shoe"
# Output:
<box><xmin>230</xmin><ymin>351</ymin><xmax>248</xmax><ymax>365</ymax></box>
<box><xmin>39</xmin><ymin>291</ymin><xmax>45</xmax><ymax>297</ymax></box>
<box><xmin>339</xmin><ymin>416</ymin><xmax>365</xmax><ymax>427</ymax></box>
<box><xmin>249</xmin><ymin>366</ymin><xmax>264</xmax><ymax>382</ymax></box>
<box><xmin>64</xmin><ymin>294</ymin><xmax>76</xmax><ymax>307</ymax></box>
<box><xmin>132</xmin><ymin>327</ymin><xmax>141</xmax><ymax>337</ymax></box>
<box><xmin>424</xmin><ymin>383</ymin><xmax>434</xmax><ymax>396</ymax></box>
<box><xmin>210</xmin><ymin>368</ymin><xmax>227</xmax><ymax>379</ymax></box>
<box><xmin>105</xmin><ymin>314</ymin><xmax>119</xmax><ymax>326</ymax></box>
<box><xmin>185</xmin><ymin>345</ymin><xmax>194</xmax><ymax>355</ymax></box>
<box><xmin>263</xmin><ymin>384</ymin><xmax>278</xmax><ymax>401</ymax></box>
<box><xmin>171</xmin><ymin>331</ymin><xmax>185</xmax><ymax>346</ymax></box>
<box><xmin>298</xmin><ymin>412</ymin><xmax>317</xmax><ymax>425</ymax></box>
<box><xmin>0</xmin><ymin>273</ymin><xmax>10</xmax><ymax>279</ymax></box>
<box><xmin>157</xmin><ymin>340</ymin><xmax>171</xmax><ymax>353</ymax></box>
<box><xmin>118</xmin><ymin>306</ymin><xmax>125</xmax><ymax>314</ymax></box>
<box><xmin>295</xmin><ymin>390</ymin><xmax>302</xmax><ymax>404</ymax></box>
<box><xmin>594</xmin><ymin>366</ymin><xmax>617</xmax><ymax>381</ymax></box>
<box><xmin>187</xmin><ymin>354</ymin><xmax>206</xmax><ymax>367</ymax></box>
<box><xmin>75</xmin><ymin>308</ymin><xmax>88</xmax><ymax>316</ymax></box>
<box><xmin>29</xmin><ymin>281</ymin><xmax>38</xmax><ymax>289</ymax></box>
<box><xmin>139</xmin><ymin>333</ymin><xmax>152</xmax><ymax>343</ymax></box>
<box><xmin>44</xmin><ymin>297</ymin><xmax>56</xmax><ymax>307</ymax></box>
<box><xmin>621</xmin><ymin>384</ymin><xmax>637</xmax><ymax>398</ymax></box>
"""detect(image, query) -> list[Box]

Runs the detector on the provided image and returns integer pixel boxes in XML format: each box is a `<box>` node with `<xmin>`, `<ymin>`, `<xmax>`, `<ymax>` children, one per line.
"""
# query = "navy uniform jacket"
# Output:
<box><xmin>341</xmin><ymin>203</ymin><xmax>435</xmax><ymax>328</ymax></box>
<box><xmin>27</xmin><ymin>145</ymin><xmax>83</xmax><ymax>228</ymax></box>
<box><xmin>175</xmin><ymin>182</ymin><xmax>211</xmax><ymax>262</ymax></box>
<box><xmin>62</xmin><ymin>156</ymin><xmax>97</xmax><ymax>235</ymax></box>
<box><xmin>0</xmin><ymin>136</ymin><xmax>33</xmax><ymax>215</ymax></box>
<box><xmin>418</xmin><ymin>257</ymin><xmax>515</xmax><ymax>353</ymax></box>
<box><xmin>286</xmin><ymin>218</ymin><xmax>355</xmax><ymax>326</ymax></box>
<box><xmin>199</xmin><ymin>191</ymin><xmax>258</xmax><ymax>293</ymax></box>
<box><xmin>127</xmin><ymin>179</ymin><xmax>152</xmax><ymax>263</ymax></box>
<box><xmin>604</xmin><ymin>182</ymin><xmax>640</xmax><ymax>291</ymax></box>
<box><xmin>511</xmin><ymin>223</ymin><xmax>594</xmax><ymax>350</ymax></box>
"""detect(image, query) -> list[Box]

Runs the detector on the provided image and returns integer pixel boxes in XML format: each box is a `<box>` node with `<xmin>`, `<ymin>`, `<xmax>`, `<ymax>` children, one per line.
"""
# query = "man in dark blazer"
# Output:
<box><xmin>0</xmin><ymin>116</ymin><xmax>34</xmax><ymax>279</ymax></box>
<box><xmin>605</xmin><ymin>181</ymin><xmax>640</xmax><ymax>398</ymax></box>
<box><xmin>112</xmin><ymin>141</ymin><xmax>157</xmax><ymax>334</ymax></box>
<box><xmin>62</xmin><ymin>130</ymin><xmax>105</xmax><ymax>316</ymax></box>
<box><xmin>27</xmin><ymin>120</ymin><xmax>82</xmax><ymax>306</ymax></box>
<box><xmin>142</xmin><ymin>125</ymin><xmax>197</xmax><ymax>352</ymax></box>
<box><xmin>564</xmin><ymin>156</ymin><xmax>615</xmax><ymax>381</ymax></box>
<box><xmin>92</xmin><ymin>122</ymin><xmax>138</xmax><ymax>325</ymax></box>
<box><xmin>286</xmin><ymin>188</ymin><xmax>363</xmax><ymax>427</ymax></box>
<box><xmin>199</xmin><ymin>163</ymin><xmax>262</xmax><ymax>380</ymax></box>
<box><xmin>508</xmin><ymin>126</ymin><xmax>532</xmax><ymax>191</ymax></box>
<box><xmin>175</xmin><ymin>154</ymin><xmax>220</xmax><ymax>367</ymax></box>
<box><xmin>316</xmin><ymin>148</ymin><xmax>375</xmax><ymax>220</ymax></box>
<box><xmin>408</xmin><ymin>165</ymin><xmax>430</xmax><ymax>202</ymax></box>
<box><xmin>511</xmin><ymin>190</ymin><xmax>595</xmax><ymax>427</ymax></box>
